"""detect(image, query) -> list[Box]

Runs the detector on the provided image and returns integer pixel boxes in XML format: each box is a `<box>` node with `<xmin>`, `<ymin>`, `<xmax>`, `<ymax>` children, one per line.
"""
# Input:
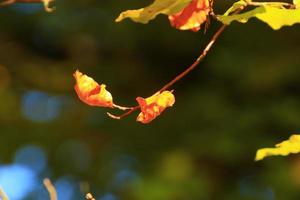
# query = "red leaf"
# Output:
<box><xmin>136</xmin><ymin>91</ymin><xmax>175</xmax><ymax>123</ymax></box>
<box><xmin>169</xmin><ymin>0</ymin><xmax>210</xmax><ymax>31</ymax></box>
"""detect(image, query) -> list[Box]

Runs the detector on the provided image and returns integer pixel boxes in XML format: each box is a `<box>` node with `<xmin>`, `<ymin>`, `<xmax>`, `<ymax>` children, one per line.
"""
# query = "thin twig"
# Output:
<box><xmin>0</xmin><ymin>187</ymin><xmax>9</xmax><ymax>200</ymax></box>
<box><xmin>159</xmin><ymin>6</ymin><xmax>246</xmax><ymax>92</ymax></box>
<box><xmin>107</xmin><ymin>22</ymin><xmax>229</xmax><ymax>120</ymax></box>
<box><xmin>159</xmin><ymin>24</ymin><xmax>226</xmax><ymax>92</ymax></box>
<box><xmin>107</xmin><ymin>105</ymin><xmax>140</xmax><ymax>119</ymax></box>
<box><xmin>112</xmin><ymin>103</ymin><xmax>133</xmax><ymax>111</ymax></box>
<box><xmin>108</xmin><ymin>5</ymin><xmax>246</xmax><ymax>120</ymax></box>
<box><xmin>107</xmin><ymin>23</ymin><xmax>228</xmax><ymax>119</ymax></box>
<box><xmin>43</xmin><ymin>178</ymin><xmax>57</xmax><ymax>200</ymax></box>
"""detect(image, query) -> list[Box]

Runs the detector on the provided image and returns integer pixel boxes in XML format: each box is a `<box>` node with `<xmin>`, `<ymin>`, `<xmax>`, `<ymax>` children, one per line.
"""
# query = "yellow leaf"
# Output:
<box><xmin>136</xmin><ymin>91</ymin><xmax>175</xmax><ymax>124</ymax></box>
<box><xmin>115</xmin><ymin>0</ymin><xmax>192</xmax><ymax>24</ymax></box>
<box><xmin>255</xmin><ymin>135</ymin><xmax>300</xmax><ymax>161</ymax></box>
<box><xmin>218</xmin><ymin>5</ymin><xmax>300</xmax><ymax>30</ymax></box>
<box><xmin>294</xmin><ymin>0</ymin><xmax>300</xmax><ymax>8</ymax></box>
<box><xmin>73</xmin><ymin>70</ymin><xmax>114</xmax><ymax>108</ymax></box>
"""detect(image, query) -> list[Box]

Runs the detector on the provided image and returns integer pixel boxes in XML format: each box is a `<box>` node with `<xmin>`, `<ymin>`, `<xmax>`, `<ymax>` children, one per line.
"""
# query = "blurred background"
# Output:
<box><xmin>0</xmin><ymin>0</ymin><xmax>300</xmax><ymax>199</ymax></box>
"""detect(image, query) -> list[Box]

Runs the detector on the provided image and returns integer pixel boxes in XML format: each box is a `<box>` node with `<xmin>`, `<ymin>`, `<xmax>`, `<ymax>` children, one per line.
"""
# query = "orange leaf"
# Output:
<box><xmin>168</xmin><ymin>0</ymin><xmax>210</xmax><ymax>31</ymax></box>
<box><xmin>136</xmin><ymin>91</ymin><xmax>175</xmax><ymax>124</ymax></box>
<box><xmin>73</xmin><ymin>70</ymin><xmax>114</xmax><ymax>108</ymax></box>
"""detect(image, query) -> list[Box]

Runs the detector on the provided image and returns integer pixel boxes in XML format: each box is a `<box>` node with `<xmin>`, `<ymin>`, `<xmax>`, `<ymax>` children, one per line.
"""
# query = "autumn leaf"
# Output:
<box><xmin>255</xmin><ymin>135</ymin><xmax>300</xmax><ymax>161</ymax></box>
<box><xmin>73</xmin><ymin>70</ymin><xmax>114</xmax><ymax>108</ymax></box>
<box><xmin>169</xmin><ymin>0</ymin><xmax>210</xmax><ymax>31</ymax></box>
<box><xmin>116</xmin><ymin>0</ymin><xmax>211</xmax><ymax>31</ymax></box>
<box><xmin>116</xmin><ymin>0</ymin><xmax>192</xmax><ymax>24</ymax></box>
<box><xmin>136</xmin><ymin>91</ymin><xmax>175</xmax><ymax>124</ymax></box>
<box><xmin>218</xmin><ymin>2</ymin><xmax>300</xmax><ymax>30</ymax></box>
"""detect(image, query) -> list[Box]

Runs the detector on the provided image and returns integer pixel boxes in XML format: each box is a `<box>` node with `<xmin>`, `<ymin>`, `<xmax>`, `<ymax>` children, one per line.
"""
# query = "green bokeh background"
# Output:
<box><xmin>1</xmin><ymin>0</ymin><xmax>300</xmax><ymax>199</ymax></box>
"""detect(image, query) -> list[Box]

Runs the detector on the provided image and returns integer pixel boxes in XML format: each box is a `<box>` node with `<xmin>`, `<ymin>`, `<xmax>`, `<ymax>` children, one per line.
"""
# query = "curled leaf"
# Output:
<box><xmin>136</xmin><ymin>91</ymin><xmax>175</xmax><ymax>124</ymax></box>
<box><xmin>255</xmin><ymin>135</ymin><xmax>300</xmax><ymax>161</ymax></box>
<box><xmin>73</xmin><ymin>70</ymin><xmax>114</xmax><ymax>108</ymax></box>
<box><xmin>169</xmin><ymin>0</ymin><xmax>210</xmax><ymax>31</ymax></box>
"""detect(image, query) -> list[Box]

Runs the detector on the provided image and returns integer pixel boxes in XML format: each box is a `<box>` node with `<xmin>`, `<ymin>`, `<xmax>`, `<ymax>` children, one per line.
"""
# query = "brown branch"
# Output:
<box><xmin>108</xmin><ymin>5</ymin><xmax>246</xmax><ymax>120</ymax></box>
<box><xmin>159</xmin><ymin>5</ymin><xmax>246</xmax><ymax>92</ymax></box>
<box><xmin>43</xmin><ymin>178</ymin><xmax>58</xmax><ymax>200</ymax></box>
<box><xmin>107</xmin><ymin>23</ymin><xmax>229</xmax><ymax>120</ymax></box>
<box><xmin>0</xmin><ymin>187</ymin><xmax>9</xmax><ymax>200</ymax></box>
<box><xmin>159</xmin><ymin>24</ymin><xmax>226</xmax><ymax>92</ymax></box>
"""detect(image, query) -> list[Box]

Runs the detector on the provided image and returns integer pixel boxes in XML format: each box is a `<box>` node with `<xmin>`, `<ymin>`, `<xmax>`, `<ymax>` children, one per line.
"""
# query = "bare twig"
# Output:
<box><xmin>159</xmin><ymin>24</ymin><xmax>226</xmax><ymax>92</ymax></box>
<box><xmin>0</xmin><ymin>187</ymin><xmax>9</xmax><ymax>200</ymax></box>
<box><xmin>43</xmin><ymin>178</ymin><xmax>57</xmax><ymax>200</ymax></box>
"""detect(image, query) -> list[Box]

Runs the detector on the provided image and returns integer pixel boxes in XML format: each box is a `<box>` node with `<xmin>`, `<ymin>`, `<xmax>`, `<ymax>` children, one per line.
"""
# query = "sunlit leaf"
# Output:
<box><xmin>73</xmin><ymin>70</ymin><xmax>114</xmax><ymax>108</ymax></box>
<box><xmin>136</xmin><ymin>91</ymin><xmax>175</xmax><ymax>124</ymax></box>
<box><xmin>218</xmin><ymin>4</ymin><xmax>300</xmax><ymax>30</ymax></box>
<box><xmin>255</xmin><ymin>135</ymin><xmax>300</xmax><ymax>161</ymax></box>
<box><xmin>168</xmin><ymin>0</ymin><xmax>210</xmax><ymax>31</ymax></box>
<box><xmin>295</xmin><ymin>0</ymin><xmax>300</xmax><ymax>8</ymax></box>
<box><xmin>115</xmin><ymin>0</ymin><xmax>192</xmax><ymax>24</ymax></box>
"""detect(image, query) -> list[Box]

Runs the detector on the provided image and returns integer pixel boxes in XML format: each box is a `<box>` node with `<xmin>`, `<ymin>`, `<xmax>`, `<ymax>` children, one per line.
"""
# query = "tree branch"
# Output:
<box><xmin>159</xmin><ymin>24</ymin><xmax>226</xmax><ymax>92</ymax></box>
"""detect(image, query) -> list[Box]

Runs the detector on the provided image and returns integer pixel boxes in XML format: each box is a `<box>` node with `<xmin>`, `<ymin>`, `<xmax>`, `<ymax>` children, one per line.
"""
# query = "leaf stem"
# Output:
<box><xmin>107</xmin><ymin>105</ymin><xmax>140</xmax><ymax>119</ymax></box>
<box><xmin>112</xmin><ymin>103</ymin><xmax>133</xmax><ymax>111</ymax></box>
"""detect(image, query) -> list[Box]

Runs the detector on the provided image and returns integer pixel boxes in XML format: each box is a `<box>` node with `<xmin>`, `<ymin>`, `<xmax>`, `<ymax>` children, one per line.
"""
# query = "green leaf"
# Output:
<box><xmin>218</xmin><ymin>5</ymin><xmax>300</xmax><ymax>30</ymax></box>
<box><xmin>115</xmin><ymin>0</ymin><xmax>192</xmax><ymax>24</ymax></box>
